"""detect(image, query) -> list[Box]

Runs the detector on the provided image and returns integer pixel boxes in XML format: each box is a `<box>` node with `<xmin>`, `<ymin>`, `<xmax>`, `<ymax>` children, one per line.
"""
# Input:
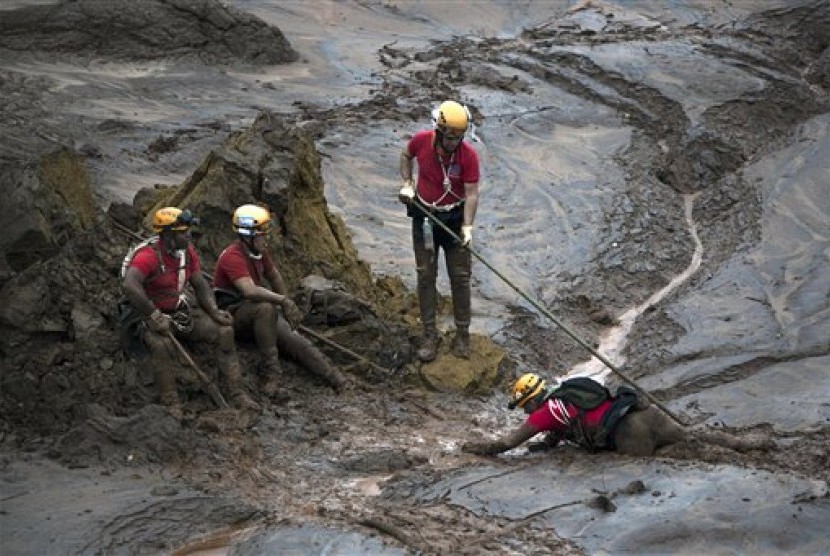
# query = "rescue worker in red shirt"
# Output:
<box><xmin>462</xmin><ymin>373</ymin><xmax>774</xmax><ymax>456</ymax></box>
<box><xmin>213</xmin><ymin>204</ymin><xmax>348</xmax><ymax>397</ymax></box>
<box><xmin>122</xmin><ymin>207</ymin><xmax>259</xmax><ymax>418</ymax></box>
<box><xmin>399</xmin><ymin>100</ymin><xmax>480</xmax><ymax>362</ymax></box>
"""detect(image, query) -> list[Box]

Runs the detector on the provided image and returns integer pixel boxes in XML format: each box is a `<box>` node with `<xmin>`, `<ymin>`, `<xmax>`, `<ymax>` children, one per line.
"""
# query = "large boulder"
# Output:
<box><xmin>0</xmin><ymin>149</ymin><xmax>96</xmax><ymax>280</ymax></box>
<box><xmin>0</xmin><ymin>0</ymin><xmax>298</xmax><ymax>66</ymax></box>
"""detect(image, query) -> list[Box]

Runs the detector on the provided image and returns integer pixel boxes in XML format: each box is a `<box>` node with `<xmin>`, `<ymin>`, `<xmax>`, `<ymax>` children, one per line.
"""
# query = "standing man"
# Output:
<box><xmin>122</xmin><ymin>207</ymin><xmax>259</xmax><ymax>418</ymax></box>
<box><xmin>213</xmin><ymin>204</ymin><xmax>348</xmax><ymax>397</ymax></box>
<box><xmin>398</xmin><ymin>100</ymin><xmax>480</xmax><ymax>361</ymax></box>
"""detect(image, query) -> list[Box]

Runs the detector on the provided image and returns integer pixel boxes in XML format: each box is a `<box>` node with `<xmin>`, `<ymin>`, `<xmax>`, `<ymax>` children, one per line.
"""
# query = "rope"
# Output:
<box><xmin>413</xmin><ymin>203</ymin><xmax>686</xmax><ymax>427</ymax></box>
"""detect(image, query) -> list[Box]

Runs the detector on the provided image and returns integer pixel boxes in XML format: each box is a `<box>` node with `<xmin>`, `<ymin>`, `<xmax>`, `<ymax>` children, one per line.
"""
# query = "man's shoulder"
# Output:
<box><xmin>409</xmin><ymin>129</ymin><xmax>433</xmax><ymax>149</ymax></box>
<box><xmin>130</xmin><ymin>243</ymin><xmax>159</xmax><ymax>264</ymax></box>
<box><xmin>217</xmin><ymin>241</ymin><xmax>244</xmax><ymax>261</ymax></box>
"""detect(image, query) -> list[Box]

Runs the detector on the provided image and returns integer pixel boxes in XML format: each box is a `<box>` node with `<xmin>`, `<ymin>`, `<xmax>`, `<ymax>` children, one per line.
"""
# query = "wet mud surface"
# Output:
<box><xmin>1</xmin><ymin>0</ymin><xmax>829</xmax><ymax>554</ymax></box>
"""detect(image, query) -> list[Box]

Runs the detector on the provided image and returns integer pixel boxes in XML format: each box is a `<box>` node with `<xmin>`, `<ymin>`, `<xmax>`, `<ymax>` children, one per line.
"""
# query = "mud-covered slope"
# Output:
<box><xmin>0</xmin><ymin>0</ymin><xmax>298</xmax><ymax>65</ymax></box>
<box><xmin>1</xmin><ymin>1</ymin><xmax>829</xmax><ymax>554</ymax></box>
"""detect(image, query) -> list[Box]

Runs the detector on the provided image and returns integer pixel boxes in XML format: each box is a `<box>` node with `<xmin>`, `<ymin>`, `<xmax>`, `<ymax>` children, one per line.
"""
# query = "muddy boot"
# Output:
<box><xmin>261</xmin><ymin>351</ymin><xmax>290</xmax><ymax>400</ymax></box>
<box><xmin>417</xmin><ymin>327</ymin><xmax>441</xmax><ymax>362</ymax></box>
<box><xmin>224</xmin><ymin>361</ymin><xmax>261</xmax><ymax>412</ymax></box>
<box><xmin>451</xmin><ymin>328</ymin><xmax>470</xmax><ymax>359</ymax></box>
<box><xmin>317</xmin><ymin>361</ymin><xmax>349</xmax><ymax>393</ymax></box>
<box><xmin>155</xmin><ymin>368</ymin><xmax>182</xmax><ymax>420</ymax></box>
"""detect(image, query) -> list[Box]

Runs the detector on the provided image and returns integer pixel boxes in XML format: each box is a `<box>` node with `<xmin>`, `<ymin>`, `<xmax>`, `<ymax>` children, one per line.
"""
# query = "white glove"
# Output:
<box><xmin>461</xmin><ymin>225</ymin><xmax>473</xmax><ymax>247</ymax></box>
<box><xmin>398</xmin><ymin>179</ymin><xmax>415</xmax><ymax>204</ymax></box>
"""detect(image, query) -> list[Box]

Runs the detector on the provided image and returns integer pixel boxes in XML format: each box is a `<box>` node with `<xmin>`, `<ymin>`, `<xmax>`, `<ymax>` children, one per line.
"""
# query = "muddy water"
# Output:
<box><xmin>567</xmin><ymin>193</ymin><xmax>703</xmax><ymax>382</ymax></box>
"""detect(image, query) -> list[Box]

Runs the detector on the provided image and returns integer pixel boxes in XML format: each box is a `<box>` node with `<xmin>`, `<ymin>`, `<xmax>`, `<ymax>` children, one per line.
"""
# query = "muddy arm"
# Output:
<box><xmin>462</xmin><ymin>422</ymin><xmax>540</xmax><ymax>456</ymax></box>
<box><xmin>463</xmin><ymin>181</ymin><xmax>479</xmax><ymax>226</ymax></box>
<box><xmin>400</xmin><ymin>149</ymin><xmax>414</xmax><ymax>181</ymax></box>
<box><xmin>123</xmin><ymin>267</ymin><xmax>155</xmax><ymax>317</ymax></box>
<box><xmin>233</xmin><ymin>275</ymin><xmax>287</xmax><ymax>305</ymax></box>
<box><xmin>190</xmin><ymin>271</ymin><xmax>221</xmax><ymax>316</ymax></box>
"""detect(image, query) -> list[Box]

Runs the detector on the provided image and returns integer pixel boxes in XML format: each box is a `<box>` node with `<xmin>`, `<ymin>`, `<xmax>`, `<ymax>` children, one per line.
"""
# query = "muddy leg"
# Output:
<box><xmin>187</xmin><ymin>308</ymin><xmax>260</xmax><ymax>412</ymax></box>
<box><xmin>276</xmin><ymin>318</ymin><xmax>348</xmax><ymax>392</ymax></box>
<box><xmin>690</xmin><ymin>426</ymin><xmax>777</xmax><ymax>452</ymax></box>
<box><xmin>144</xmin><ymin>330</ymin><xmax>182</xmax><ymax>419</ymax></box>
<box><xmin>445</xmin><ymin>242</ymin><xmax>471</xmax><ymax>359</ymax></box>
<box><xmin>614</xmin><ymin>406</ymin><xmax>687</xmax><ymax>456</ymax></box>
<box><xmin>414</xmin><ymin>218</ymin><xmax>439</xmax><ymax>362</ymax></box>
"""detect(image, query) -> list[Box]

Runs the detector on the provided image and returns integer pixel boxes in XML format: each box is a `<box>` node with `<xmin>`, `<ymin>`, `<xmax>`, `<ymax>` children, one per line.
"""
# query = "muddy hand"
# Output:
<box><xmin>282</xmin><ymin>298</ymin><xmax>304</xmax><ymax>330</ymax></box>
<box><xmin>210</xmin><ymin>308</ymin><xmax>233</xmax><ymax>326</ymax></box>
<box><xmin>148</xmin><ymin>309</ymin><xmax>172</xmax><ymax>334</ymax></box>
<box><xmin>462</xmin><ymin>440</ymin><xmax>500</xmax><ymax>456</ymax></box>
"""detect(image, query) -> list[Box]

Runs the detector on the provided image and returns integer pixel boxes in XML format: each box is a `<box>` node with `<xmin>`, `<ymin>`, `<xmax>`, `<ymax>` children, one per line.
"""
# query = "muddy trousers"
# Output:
<box><xmin>231</xmin><ymin>300</ymin><xmax>345</xmax><ymax>388</ymax></box>
<box><xmin>142</xmin><ymin>306</ymin><xmax>248</xmax><ymax>407</ymax></box>
<box><xmin>412</xmin><ymin>216</ymin><xmax>471</xmax><ymax>335</ymax></box>
<box><xmin>612</xmin><ymin>406</ymin><xmax>687</xmax><ymax>456</ymax></box>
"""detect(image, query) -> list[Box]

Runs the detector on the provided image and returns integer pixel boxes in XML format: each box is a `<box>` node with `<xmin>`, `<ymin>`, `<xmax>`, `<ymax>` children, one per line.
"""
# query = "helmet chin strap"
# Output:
<box><xmin>241</xmin><ymin>235</ymin><xmax>262</xmax><ymax>259</ymax></box>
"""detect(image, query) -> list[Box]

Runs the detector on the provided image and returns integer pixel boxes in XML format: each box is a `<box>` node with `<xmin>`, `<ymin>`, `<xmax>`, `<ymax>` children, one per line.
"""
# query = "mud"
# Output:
<box><xmin>1</xmin><ymin>0</ymin><xmax>829</xmax><ymax>554</ymax></box>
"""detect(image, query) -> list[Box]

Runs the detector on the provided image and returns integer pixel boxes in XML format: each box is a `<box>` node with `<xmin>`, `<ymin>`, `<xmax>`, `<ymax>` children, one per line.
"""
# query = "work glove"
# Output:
<box><xmin>461</xmin><ymin>440</ymin><xmax>502</xmax><ymax>456</ymax></box>
<box><xmin>209</xmin><ymin>308</ymin><xmax>233</xmax><ymax>327</ymax></box>
<box><xmin>147</xmin><ymin>309</ymin><xmax>172</xmax><ymax>335</ymax></box>
<box><xmin>460</xmin><ymin>225</ymin><xmax>473</xmax><ymax>247</ymax></box>
<box><xmin>398</xmin><ymin>179</ymin><xmax>415</xmax><ymax>205</ymax></box>
<box><xmin>281</xmin><ymin>298</ymin><xmax>304</xmax><ymax>330</ymax></box>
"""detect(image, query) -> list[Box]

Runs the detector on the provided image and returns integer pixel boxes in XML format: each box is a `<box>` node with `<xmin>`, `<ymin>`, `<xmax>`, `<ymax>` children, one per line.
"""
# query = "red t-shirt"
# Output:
<box><xmin>213</xmin><ymin>241</ymin><xmax>274</xmax><ymax>292</ymax></box>
<box><xmin>128</xmin><ymin>242</ymin><xmax>200</xmax><ymax>312</ymax></box>
<box><xmin>406</xmin><ymin>129</ymin><xmax>480</xmax><ymax>208</ymax></box>
<box><xmin>526</xmin><ymin>397</ymin><xmax>613</xmax><ymax>435</ymax></box>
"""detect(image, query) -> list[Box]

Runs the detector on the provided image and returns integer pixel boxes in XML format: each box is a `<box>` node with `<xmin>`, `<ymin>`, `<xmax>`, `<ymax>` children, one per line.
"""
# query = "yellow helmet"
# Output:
<box><xmin>233</xmin><ymin>204</ymin><xmax>271</xmax><ymax>236</ymax></box>
<box><xmin>152</xmin><ymin>207</ymin><xmax>197</xmax><ymax>233</ymax></box>
<box><xmin>432</xmin><ymin>100</ymin><xmax>470</xmax><ymax>133</ymax></box>
<box><xmin>508</xmin><ymin>372</ymin><xmax>547</xmax><ymax>410</ymax></box>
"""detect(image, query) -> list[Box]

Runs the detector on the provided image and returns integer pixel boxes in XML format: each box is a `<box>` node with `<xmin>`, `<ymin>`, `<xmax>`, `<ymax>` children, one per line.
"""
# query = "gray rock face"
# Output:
<box><xmin>0</xmin><ymin>0</ymin><xmax>298</xmax><ymax>65</ymax></box>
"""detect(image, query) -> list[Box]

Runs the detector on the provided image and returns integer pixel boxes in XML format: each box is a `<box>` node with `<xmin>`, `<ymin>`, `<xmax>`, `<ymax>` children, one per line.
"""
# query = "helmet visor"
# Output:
<box><xmin>236</xmin><ymin>215</ymin><xmax>270</xmax><ymax>236</ymax></box>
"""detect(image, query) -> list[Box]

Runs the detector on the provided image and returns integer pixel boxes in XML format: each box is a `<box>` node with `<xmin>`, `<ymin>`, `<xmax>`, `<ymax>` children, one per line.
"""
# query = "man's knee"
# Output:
<box><xmin>614</xmin><ymin>409</ymin><xmax>658</xmax><ymax>456</ymax></box>
<box><xmin>253</xmin><ymin>301</ymin><xmax>276</xmax><ymax>321</ymax></box>
<box><xmin>144</xmin><ymin>330</ymin><xmax>175</xmax><ymax>357</ymax></box>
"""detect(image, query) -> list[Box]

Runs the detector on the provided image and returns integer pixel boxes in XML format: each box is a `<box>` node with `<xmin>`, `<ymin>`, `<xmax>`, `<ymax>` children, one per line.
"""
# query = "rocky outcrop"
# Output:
<box><xmin>0</xmin><ymin>113</ymin><xmax>507</xmax><ymax>443</ymax></box>
<box><xmin>0</xmin><ymin>0</ymin><xmax>298</xmax><ymax>66</ymax></box>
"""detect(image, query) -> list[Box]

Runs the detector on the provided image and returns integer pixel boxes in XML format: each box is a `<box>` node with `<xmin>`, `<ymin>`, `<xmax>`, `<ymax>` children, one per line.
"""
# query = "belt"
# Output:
<box><xmin>419</xmin><ymin>200</ymin><xmax>464</xmax><ymax>213</ymax></box>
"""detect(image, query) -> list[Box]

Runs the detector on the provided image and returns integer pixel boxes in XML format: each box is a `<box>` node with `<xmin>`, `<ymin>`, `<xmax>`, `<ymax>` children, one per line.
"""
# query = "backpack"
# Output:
<box><xmin>120</xmin><ymin>236</ymin><xmax>164</xmax><ymax>280</ymax></box>
<box><xmin>544</xmin><ymin>377</ymin><xmax>639</xmax><ymax>452</ymax></box>
<box><xmin>546</xmin><ymin>377</ymin><xmax>611</xmax><ymax>410</ymax></box>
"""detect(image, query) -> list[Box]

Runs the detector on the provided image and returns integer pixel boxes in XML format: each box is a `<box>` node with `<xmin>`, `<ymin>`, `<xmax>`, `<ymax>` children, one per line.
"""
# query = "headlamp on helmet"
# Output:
<box><xmin>152</xmin><ymin>207</ymin><xmax>198</xmax><ymax>233</ymax></box>
<box><xmin>233</xmin><ymin>204</ymin><xmax>272</xmax><ymax>237</ymax></box>
<box><xmin>508</xmin><ymin>372</ymin><xmax>547</xmax><ymax>410</ymax></box>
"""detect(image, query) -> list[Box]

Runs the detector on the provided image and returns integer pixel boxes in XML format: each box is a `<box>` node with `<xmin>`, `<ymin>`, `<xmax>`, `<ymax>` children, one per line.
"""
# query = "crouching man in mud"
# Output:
<box><xmin>213</xmin><ymin>204</ymin><xmax>348</xmax><ymax>398</ymax></box>
<box><xmin>462</xmin><ymin>373</ymin><xmax>774</xmax><ymax>457</ymax></box>
<box><xmin>122</xmin><ymin>207</ymin><xmax>260</xmax><ymax>418</ymax></box>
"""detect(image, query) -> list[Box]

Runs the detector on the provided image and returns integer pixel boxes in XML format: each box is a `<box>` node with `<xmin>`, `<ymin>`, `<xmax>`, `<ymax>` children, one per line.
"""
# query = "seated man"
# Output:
<box><xmin>122</xmin><ymin>207</ymin><xmax>259</xmax><ymax>418</ymax></box>
<box><xmin>213</xmin><ymin>204</ymin><xmax>347</xmax><ymax>397</ymax></box>
<box><xmin>462</xmin><ymin>373</ymin><xmax>773</xmax><ymax>456</ymax></box>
